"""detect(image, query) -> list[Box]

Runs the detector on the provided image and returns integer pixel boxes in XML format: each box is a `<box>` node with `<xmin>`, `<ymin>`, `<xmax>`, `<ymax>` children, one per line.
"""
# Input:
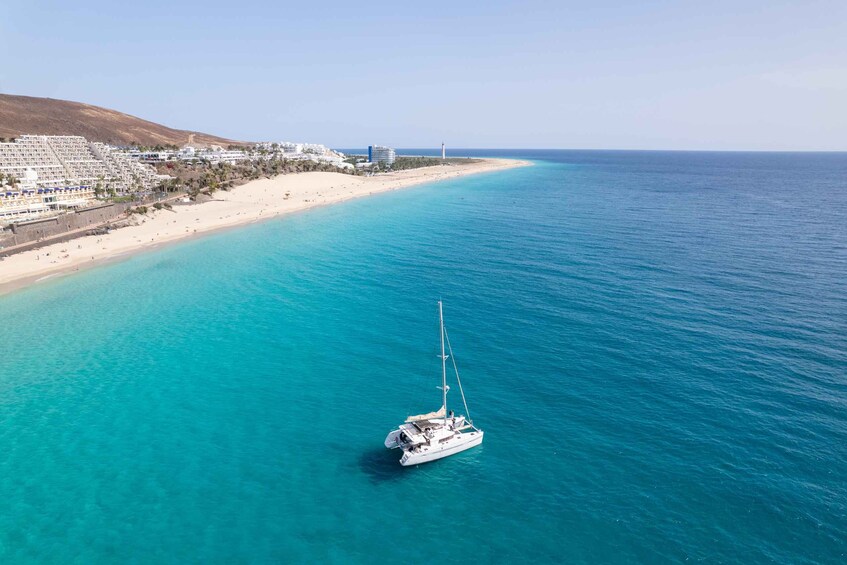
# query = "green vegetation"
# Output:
<box><xmin>388</xmin><ymin>156</ymin><xmax>442</xmax><ymax>171</ymax></box>
<box><xmin>341</xmin><ymin>155</ymin><xmax>481</xmax><ymax>173</ymax></box>
<box><xmin>0</xmin><ymin>171</ymin><xmax>19</xmax><ymax>188</ymax></box>
<box><xmin>154</xmin><ymin>156</ymin><xmax>361</xmax><ymax>198</ymax></box>
<box><xmin>129</xmin><ymin>143</ymin><xmax>180</xmax><ymax>151</ymax></box>
<box><xmin>94</xmin><ymin>175</ymin><xmax>106</xmax><ymax>198</ymax></box>
<box><xmin>155</xmin><ymin>178</ymin><xmax>183</xmax><ymax>193</ymax></box>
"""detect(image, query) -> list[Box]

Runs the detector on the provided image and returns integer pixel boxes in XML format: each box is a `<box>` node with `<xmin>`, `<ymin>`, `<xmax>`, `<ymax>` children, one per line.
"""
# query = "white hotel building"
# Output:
<box><xmin>369</xmin><ymin>145</ymin><xmax>396</xmax><ymax>165</ymax></box>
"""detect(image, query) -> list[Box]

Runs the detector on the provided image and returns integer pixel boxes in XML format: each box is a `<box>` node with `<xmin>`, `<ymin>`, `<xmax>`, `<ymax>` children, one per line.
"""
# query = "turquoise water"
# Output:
<box><xmin>1</xmin><ymin>151</ymin><xmax>846</xmax><ymax>563</ymax></box>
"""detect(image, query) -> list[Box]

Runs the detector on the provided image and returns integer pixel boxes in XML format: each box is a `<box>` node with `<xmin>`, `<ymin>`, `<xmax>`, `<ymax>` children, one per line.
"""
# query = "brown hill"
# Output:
<box><xmin>0</xmin><ymin>94</ymin><xmax>248</xmax><ymax>147</ymax></box>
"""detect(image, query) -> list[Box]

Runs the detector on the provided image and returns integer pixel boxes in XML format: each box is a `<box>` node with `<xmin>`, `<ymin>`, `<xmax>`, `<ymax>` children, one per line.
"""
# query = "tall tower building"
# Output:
<box><xmin>441</xmin><ymin>142</ymin><xmax>446</xmax><ymax>160</ymax></box>
<box><xmin>370</xmin><ymin>146</ymin><xmax>396</xmax><ymax>165</ymax></box>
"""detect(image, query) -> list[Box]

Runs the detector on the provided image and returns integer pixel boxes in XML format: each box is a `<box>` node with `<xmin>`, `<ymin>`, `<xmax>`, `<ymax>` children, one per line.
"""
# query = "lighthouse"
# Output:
<box><xmin>441</xmin><ymin>142</ymin><xmax>446</xmax><ymax>160</ymax></box>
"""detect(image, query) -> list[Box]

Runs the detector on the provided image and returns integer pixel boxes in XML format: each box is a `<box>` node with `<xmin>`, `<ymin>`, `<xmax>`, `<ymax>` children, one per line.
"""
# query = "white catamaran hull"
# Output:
<box><xmin>399</xmin><ymin>430</ymin><xmax>484</xmax><ymax>466</ymax></box>
<box><xmin>384</xmin><ymin>429</ymin><xmax>403</xmax><ymax>449</ymax></box>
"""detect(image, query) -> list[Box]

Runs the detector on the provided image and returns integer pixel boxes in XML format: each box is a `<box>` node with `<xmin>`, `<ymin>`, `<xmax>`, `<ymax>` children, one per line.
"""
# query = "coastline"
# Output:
<box><xmin>0</xmin><ymin>157</ymin><xmax>529</xmax><ymax>297</ymax></box>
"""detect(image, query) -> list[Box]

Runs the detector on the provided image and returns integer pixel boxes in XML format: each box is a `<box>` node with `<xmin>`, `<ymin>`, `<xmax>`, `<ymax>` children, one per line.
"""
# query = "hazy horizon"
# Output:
<box><xmin>2</xmin><ymin>0</ymin><xmax>845</xmax><ymax>151</ymax></box>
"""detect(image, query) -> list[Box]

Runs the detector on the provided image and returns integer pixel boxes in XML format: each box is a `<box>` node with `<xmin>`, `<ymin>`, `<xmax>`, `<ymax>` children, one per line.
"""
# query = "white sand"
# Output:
<box><xmin>0</xmin><ymin>158</ymin><xmax>529</xmax><ymax>295</ymax></box>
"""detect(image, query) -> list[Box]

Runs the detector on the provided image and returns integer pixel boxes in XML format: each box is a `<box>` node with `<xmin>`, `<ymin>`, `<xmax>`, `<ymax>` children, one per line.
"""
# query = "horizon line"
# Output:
<box><xmin>333</xmin><ymin>147</ymin><xmax>847</xmax><ymax>154</ymax></box>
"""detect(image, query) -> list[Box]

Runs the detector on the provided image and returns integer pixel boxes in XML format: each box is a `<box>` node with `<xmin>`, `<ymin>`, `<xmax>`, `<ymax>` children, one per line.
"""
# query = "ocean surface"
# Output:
<box><xmin>1</xmin><ymin>150</ymin><xmax>846</xmax><ymax>563</ymax></box>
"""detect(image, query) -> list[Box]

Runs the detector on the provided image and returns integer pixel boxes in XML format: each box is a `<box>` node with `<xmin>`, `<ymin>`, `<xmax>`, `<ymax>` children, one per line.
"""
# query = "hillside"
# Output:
<box><xmin>0</xmin><ymin>94</ymin><xmax>247</xmax><ymax>147</ymax></box>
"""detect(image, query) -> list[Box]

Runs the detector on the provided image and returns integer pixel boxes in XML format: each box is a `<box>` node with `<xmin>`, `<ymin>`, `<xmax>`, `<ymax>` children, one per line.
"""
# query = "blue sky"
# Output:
<box><xmin>2</xmin><ymin>0</ymin><xmax>845</xmax><ymax>150</ymax></box>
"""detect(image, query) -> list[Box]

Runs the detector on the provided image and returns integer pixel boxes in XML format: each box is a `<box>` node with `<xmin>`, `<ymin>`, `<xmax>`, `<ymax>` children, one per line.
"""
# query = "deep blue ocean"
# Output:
<box><xmin>1</xmin><ymin>150</ymin><xmax>845</xmax><ymax>563</ymax></box>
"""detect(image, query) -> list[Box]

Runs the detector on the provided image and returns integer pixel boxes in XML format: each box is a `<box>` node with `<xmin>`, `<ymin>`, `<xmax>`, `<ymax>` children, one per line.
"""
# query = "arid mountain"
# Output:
<box><xmin>0</xmin><ymin>94</ymin><xmax>248</xmax><ymax>147</ymax></box>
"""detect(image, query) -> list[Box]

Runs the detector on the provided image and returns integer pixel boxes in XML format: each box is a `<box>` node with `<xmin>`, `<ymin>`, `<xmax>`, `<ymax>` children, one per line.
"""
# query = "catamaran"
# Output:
<box><xmin>384</xmin><ymin>301</ymin><xmax>484</xmax><ymax>466</ymax></box>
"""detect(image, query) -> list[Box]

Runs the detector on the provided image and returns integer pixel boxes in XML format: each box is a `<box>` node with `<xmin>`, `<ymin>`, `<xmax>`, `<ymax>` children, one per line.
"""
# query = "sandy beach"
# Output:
<box><xmin>0</xmin><ymin>158</ymin><xmax>528</xmax><ymax>295</ymax></box>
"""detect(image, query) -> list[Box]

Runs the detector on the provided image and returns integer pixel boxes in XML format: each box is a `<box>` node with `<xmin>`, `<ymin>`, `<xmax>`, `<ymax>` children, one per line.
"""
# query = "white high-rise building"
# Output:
<box><xmin>369</xmin><ymin>145</ymin><xmax>396</xmax><ymax>165</ymax></box>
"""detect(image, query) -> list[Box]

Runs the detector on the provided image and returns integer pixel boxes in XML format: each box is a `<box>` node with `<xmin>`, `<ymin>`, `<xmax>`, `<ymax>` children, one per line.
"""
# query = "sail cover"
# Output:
<box><xmin>405</xmin><ymin>405</ymin><xmax>446</xmax><ymax>423</ymax></box>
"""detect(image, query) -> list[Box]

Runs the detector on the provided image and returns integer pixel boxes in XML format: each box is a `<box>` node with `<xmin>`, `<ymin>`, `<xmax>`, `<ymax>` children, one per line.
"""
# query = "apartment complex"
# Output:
<box><xmin>0</xmin><ymin>135</ymin><xmax>166</xmax><ymax>223</ymax></box>
<box><xmin>0</xmin><ymin>184</ymin><xmax>95</xmax><ymax>223</ymax></box>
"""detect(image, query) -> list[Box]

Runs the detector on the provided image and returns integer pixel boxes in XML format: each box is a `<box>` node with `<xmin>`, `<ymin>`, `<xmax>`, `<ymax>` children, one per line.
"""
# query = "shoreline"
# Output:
<box><xmin>0</xmin><ymin>158</ymin><xmax>530</xmax><ymax>297</ymax></box>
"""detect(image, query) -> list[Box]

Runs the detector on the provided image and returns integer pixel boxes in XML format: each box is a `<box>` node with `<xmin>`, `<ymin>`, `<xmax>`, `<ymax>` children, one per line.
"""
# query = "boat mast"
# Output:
<box><xmin>439</xmin><ymin>300</ymin><xmax>448</xmax><ymax>423</ymax></box>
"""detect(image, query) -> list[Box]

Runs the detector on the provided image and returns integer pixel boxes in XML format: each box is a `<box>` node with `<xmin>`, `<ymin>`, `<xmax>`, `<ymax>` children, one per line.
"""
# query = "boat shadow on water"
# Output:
<box><xmin>357</xmin><ymin>448</ymin><xmax>408</xmax><ymax>483</ymax></box>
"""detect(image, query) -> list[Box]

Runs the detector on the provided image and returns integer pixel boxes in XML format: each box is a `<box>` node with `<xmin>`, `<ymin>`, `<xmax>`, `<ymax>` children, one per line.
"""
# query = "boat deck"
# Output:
<box><xmin>411</xmin><ymin>419</ymin><xmax>446</xmax><ymax>433</ymax></box>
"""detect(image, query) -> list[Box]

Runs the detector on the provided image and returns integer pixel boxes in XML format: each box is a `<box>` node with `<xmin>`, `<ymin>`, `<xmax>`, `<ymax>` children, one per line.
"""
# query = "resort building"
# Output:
<box><xmin>172</xmin><ymin>146</ymin><xmax>250</xmax><ymax>164</ymax></box>
<box><xmin>0</xmin><ymin>135</ymin><xmax>167</xmax><ymax>223</ymax></box>
<box><xmin>0</xmin><ymin>181</ymin><xmax>97</xmax><ymax>223</ymax></box>
<box><xmin>254</xmin><ymin>141</ymin><xmax>349</xmax><ymax>168</ymax></box>
<box><xmin>205</xmin><ymin>149</ymin><xmax>251</xmax><ymax>164</ymax></box>
<box><xmin>136</xmin><ymin>151</ymin><xmax>175</xmax><ymax>163</ymax></box>
<box><xmin>368</xmin><ymin>145</ymin><xmax>396</xmax><ymax>165</ymax></box>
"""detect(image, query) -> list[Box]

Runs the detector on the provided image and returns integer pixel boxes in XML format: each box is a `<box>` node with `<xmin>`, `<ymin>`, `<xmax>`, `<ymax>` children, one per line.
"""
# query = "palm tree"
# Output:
<box><xmin>94</xmin><ymin>175</ymin><xmax>105</xmax><ymax>198</ymax></box>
